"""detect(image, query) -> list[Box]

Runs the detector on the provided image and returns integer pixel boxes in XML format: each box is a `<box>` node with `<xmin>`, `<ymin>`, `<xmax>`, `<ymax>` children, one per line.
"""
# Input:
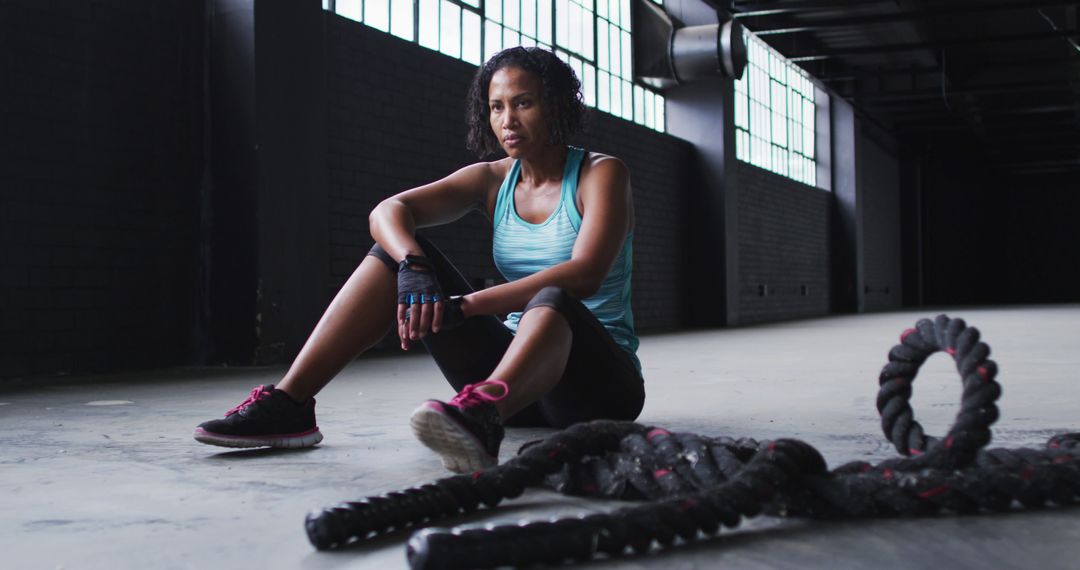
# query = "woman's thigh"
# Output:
<box><xmin>524</xmin><ymin>288</ymin><xmax>645</xmax><ymax>428</ymax></box>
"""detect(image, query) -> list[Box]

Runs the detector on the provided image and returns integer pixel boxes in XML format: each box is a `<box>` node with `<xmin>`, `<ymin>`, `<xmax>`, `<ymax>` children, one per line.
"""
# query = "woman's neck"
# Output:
<box><xmin>517</xmin><ymin>145</ymin><xmax>569</xmax><ymax>188</ymax></box>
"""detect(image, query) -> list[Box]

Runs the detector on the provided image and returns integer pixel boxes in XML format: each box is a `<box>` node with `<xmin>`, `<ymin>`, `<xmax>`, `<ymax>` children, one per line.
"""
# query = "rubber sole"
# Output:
<box><xmin>193</xmin><ymin>427</ymin><xmax>323</xmax><ymax>449</ymax></box>
<box><xmin>410</xmin><ymin>402</ymin><xmax>496</xmax><ymax>473</ymax></box>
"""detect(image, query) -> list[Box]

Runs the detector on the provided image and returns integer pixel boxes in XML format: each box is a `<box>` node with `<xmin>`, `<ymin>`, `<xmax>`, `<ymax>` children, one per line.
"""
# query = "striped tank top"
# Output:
<box><xmin>492</xmin><ymin>146</ymin><xmax>641</xmax><ymax>373</ymax></box>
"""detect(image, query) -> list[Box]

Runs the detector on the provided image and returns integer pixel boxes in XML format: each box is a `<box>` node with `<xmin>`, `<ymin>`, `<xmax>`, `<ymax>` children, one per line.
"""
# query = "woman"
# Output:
<box><xmin>194</xmin><ymin>47</ymin><xmax>645</xmax><ymax>473</ymax></box>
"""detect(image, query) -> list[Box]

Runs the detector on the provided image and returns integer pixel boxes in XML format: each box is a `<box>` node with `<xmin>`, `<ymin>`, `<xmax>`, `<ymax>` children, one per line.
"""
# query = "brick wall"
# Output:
<box><xmin>859</xmin><ymin>131</ymin><xmax>902</xmax><ymax>311</ymax></box>
<box><xmin>734</xmin><ymin>161</ymin><xmax>831</xmax><ymax>323</ymax></box>
<box><xmin>0</xmin><ymin>1</ymin><xmax>204</xmax><ymax>378</ymax></box>
<box><xmin>324</xmin><ymin>16</ymin><xmax>694</xmax><ymax>333</ymax></box>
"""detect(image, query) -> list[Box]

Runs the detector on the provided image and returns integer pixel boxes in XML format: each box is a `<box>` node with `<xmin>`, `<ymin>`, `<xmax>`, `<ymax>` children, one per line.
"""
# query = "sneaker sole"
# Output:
<box><xmin>193</xmin><ymin>427</ymin><xmax>323</xmax><ymax>449</ymax></box>
<box><xmin>410</xmin><ymin>402</ymin><xmax>496</xmax><ymax>473</ymax></box>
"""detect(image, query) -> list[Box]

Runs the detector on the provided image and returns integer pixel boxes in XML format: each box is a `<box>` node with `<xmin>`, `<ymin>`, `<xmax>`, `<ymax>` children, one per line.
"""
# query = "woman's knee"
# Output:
<box><xmin>523</xmin><ymin>286</ymin><xmax>576</xmax><ymax>317</ymax></box>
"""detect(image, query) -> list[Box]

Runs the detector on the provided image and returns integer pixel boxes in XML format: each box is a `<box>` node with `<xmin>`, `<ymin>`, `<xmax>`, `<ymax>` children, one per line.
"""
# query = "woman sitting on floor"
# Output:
<box><xmin>193</xmin><ymin>46</ymin><xmax>645</xmax><ymax>473</ymax></box>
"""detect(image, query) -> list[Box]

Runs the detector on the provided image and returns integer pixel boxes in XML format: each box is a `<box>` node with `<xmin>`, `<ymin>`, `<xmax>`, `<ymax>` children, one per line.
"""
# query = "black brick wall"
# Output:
<box><xmin>325</xmin><ymin>16</ymin><xmax>694</xmax><ymax>333</ymax></box>
<box><xmin>859</xmin><ymin>131</ymin><xmax>902</xmax><ymax>311</ymax></box>
<box><xmin>0</xmin><ymin>1</ymin><xmax>204</xmax><ymax>378</ymax></box>
<box><xmin>734</xmin><ymin>161</ymin><xmax>831</xmax><ymax>323</ymax></box>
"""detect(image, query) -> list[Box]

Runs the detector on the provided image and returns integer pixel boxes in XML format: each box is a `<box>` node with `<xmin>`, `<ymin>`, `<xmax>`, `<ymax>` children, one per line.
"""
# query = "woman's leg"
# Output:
<box><xmin>411</xmin><ymin>286</ymin><xmax>643</xmax><ymax>471</ymax></box>
<box><xmin>479</xmin><ymin>305</ymin><xmax>573</xmax><ymax>418</ymax></box>
<box><xmin>275</xmin><ymin>254</ymin><xmax>399</xmax><ymax>401</ymax></box>
<box><xmin>194</xmin><ymin>252</ymin><xmax>399</xmax><ymax>449</ymax></box>
<box><xmin>492</xmin><ymin>287</ymin><xmax>645</xmax><ymax>428</ymax></box>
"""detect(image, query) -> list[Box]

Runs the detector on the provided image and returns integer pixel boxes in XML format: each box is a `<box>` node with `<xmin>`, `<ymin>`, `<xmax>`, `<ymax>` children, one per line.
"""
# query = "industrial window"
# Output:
<box><xmin>734</xmin><ymin>30</ymin><xmax>816</xmax><ymax>186</ymax></box>
<box><xmin>327</xmin><ymin>0</ymin><xmax>665</xmax><ymax>132</ymax></box>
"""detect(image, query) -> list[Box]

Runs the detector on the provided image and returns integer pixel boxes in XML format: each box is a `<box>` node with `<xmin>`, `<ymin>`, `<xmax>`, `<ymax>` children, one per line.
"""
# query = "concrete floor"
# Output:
<box><xmin>3</xmin><ymin>306</ymin><xmax>1079</xmax><ymax>569</ymax></box>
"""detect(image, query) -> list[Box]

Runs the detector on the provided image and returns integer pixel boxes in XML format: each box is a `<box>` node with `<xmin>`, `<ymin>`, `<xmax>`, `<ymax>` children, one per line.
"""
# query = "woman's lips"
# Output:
<box><xmin>504</xmin><ymin>135</ymin><xmax>523</xmax><ymax>146</ymax></box>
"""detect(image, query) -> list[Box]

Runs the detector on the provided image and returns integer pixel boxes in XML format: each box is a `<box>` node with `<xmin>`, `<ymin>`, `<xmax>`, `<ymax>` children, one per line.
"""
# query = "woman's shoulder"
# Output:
<box><xmin>578</xmin><ymin>150</ymin><xmax>629</xmax><ymax>187</ymax></box>
<box><xmin>473</xmin><ymin>156</ymin><xmax>515</xmax><ymax>183</ymax></box>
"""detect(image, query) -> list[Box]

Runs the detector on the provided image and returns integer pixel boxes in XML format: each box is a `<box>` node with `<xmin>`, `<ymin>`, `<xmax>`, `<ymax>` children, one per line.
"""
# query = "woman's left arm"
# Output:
<box><xmin>461</xmin><ymin>155</ymin><xmax>632</xmax><ymax>317</ymax></box>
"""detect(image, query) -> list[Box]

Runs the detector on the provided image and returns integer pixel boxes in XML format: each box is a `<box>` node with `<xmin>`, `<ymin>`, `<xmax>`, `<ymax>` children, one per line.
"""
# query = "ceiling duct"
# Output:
<box><xmin>632</xmin><ymin>0</ymin><xmax>748</xmax><ymax>90</ymax></box>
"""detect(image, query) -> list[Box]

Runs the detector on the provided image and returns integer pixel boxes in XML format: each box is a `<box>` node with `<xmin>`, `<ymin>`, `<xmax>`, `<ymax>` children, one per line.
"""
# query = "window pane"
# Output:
<box><xmin>556</xmin><ymin>0</ymin><xmax>569</xmax><ymax>49</ymax></box>
<box><xmin>608</xmin><ymin>0</ymin><xmax>619</xmax><ymax>26</ymax></box>
<box><xmin>620</xmin><ymin>0</ymin><xmax>630</xmax><ymax>30</ymax></box>
<box><xmin>598</xmin><ymin>70</ymin><xmax>610</xmax><ymax>112</ymax></box>
<box><xmin>583</xmin><ymin>62</ymin><xmax>596</xmax><ymax>107</ymax></box>
<box><xmin>608</xmin><ymin>22</ymin><xmax>620</xmax><ymax>76</ymax></box>
<box><xmin>568</xmin><ymin>2</ymin><xmax>581</xmax><ymax>53</ymax></box>
<box><xmin>503</xmin><ymin>26</ymin><xmax>520</xmax><ymax>48</ymax></box>
<box><xmin>462</xmin><ymin>0</ymin><xmax>480</xmax><ymax>7</ymax></box>
<box><xmin>609</xmin><ymin>76</ymin><xmax>621</xmax><ymax>117</ymax></box>
<box><xmin>597</xmin><ymin>18</ymin><xmax>608</xmax><ymax>71</ymax></box>
<box><xmin>365</xmin><ymin>0</ymin><xmax>389</xmax><ymax>31</ymax></box>
<box><xmin>521</xmin><ymin>0</ymin><xmax>537</xmax><ymax>38</ymax></box>
<box><xmin>440</xmin><ymin>1</ymin><xmax>461</xmax><ymax>58</ymax></box>
<box><xmin>633</xmin><ymin>85</ymin><xmax>644</xmax><ymax>124</ymax></box>
<box><xmin>487</xmin><ymin>0</ymin><xmax>502</xmax><ymax>23</ymax></box>
<box><xmin>621</xmin><ymin>79</ymin><xmax>632</xmax><ymax>120</ymax></box>
<box><xmin>520</xmin><ymin>35</ymin><xmax>537</xmax><ymax>47</ymax></box>
<box><xmin>505</xmin><ymin>0</ymin><xmax>520</xmax><ymax>31</ymax></box>
<box><xmin>581</xmin><ymin>7</ymin><xmax>593</xmax><ymax>59</ymax></box>
<box><xmin>537</xmin><ymin>0</ymin><xmax>552</xmax><ymax>44</ymax></box>
<box><xmin>621</xmin><ymin>29</ymin><xmax>631</xmax><ymax>80</ymax></box>
<box><xmin>419</xmin><ymin>0</ymin><xmax>439</xmax><ymax>49</ymax></box>
<box><xmin>390</xmin><ymin>0</ymin><xmax>414</xmax><ymax>41</ymax></box>
<box><xmin>597</xmin><ymin>0</ymin><xmax>608</xmax><ymax>23</ymax></box>
<box><xmin>463</xmin><ymin>10</ymin><xmax>482</xmax><ymax>64</ymax></box>
<box><xmin>654</xmin><ymin>94</ymin><xmax>664</xmax><ymax>132</ymax></box>
<box><xmin>337</xmin><ymin>0</ymin><xmax>363</xmax><ymax>22</ymax></box>
<box><xmin>735</xmin><ymin>90</ymin><xmax>746</xmax><ymax>129</ymax></box>
<box><xmin>485</xmin><ymin>20</ymin><xmax>503</xmax><ymax>60</ymax></box>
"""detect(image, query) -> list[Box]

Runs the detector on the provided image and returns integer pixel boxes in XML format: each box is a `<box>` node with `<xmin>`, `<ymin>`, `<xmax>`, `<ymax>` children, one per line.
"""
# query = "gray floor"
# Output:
<box><xmin>3</xmin><ymin>306</ymin><xmax>1079</xmax><ymax>569</ymax></box>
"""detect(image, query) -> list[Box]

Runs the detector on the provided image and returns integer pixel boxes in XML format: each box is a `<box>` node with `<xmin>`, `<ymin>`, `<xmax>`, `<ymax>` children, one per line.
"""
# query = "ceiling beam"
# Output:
<box><xmin>731</xmin><ymin>0</ymin><xmax>898</xmax><ymax>18</ymax></box>
<box><xmin>848</xmin><ymin>79</ymin><xmax>1076</xmax><ymax>101</ymax></box>
<box><xmin>783</xmin><ymin>29</ymin><xmax>1079</xmax><ymax>61</ymax></box>
<box><xmin>813</xmin><ymin>56</ymin><xmax>1080</xmax><ymax>82</ymax></box>
<box><xmin>740</xmin><ymin>0</ymin><xmax>1080</xmax><ymax>35</ymax></box>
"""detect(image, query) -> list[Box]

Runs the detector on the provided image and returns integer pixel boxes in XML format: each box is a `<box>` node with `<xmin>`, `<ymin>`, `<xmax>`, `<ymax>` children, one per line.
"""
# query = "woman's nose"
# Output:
<box><xmin>501</xmin><ymin>108</ymin><xmax>518</xmax><ymax>128</ymax></box>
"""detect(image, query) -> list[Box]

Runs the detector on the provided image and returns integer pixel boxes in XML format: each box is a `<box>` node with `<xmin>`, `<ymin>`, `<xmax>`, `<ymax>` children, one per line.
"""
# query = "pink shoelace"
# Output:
<box><xmin>448</xmin><ymin>380</ymin><xmax>509</xmax><ymax>407</ymax></box>
<box><xmin>225</xmin><ymin>385</ymin><xmax>273</xmax><ymax>416</ymax></box>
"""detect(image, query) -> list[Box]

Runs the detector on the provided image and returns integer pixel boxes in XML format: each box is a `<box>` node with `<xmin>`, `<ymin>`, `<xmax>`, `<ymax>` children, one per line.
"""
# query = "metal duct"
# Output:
<box><xmin>633</xmin><ymin>0</ymin><xmax>747</xmax><ymax>89</ymax></box>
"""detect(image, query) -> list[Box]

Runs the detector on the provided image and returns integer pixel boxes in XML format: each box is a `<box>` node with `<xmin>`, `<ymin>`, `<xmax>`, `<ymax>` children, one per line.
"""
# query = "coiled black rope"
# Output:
<box><xmin>304</xmin><ymin>314</ymin><xmax>1080</xmax><ymax>568</ymax></box>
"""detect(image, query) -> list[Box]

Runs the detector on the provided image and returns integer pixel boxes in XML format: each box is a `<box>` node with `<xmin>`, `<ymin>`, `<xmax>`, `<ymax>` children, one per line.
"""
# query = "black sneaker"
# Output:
<box><xmin>410</xmin><ymin>380</ymin><xmax>507</xmax><ymax>473</ymax></box>
<box><xmin>193</xmin><ymin>384</ymin><xmax>323</xmax><ymax>449</ymax></box>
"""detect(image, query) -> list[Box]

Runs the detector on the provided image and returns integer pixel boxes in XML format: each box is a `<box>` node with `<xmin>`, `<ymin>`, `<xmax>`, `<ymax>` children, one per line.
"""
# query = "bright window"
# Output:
<box><xmin>329</xmin><ymin>0</ymin><xmax>665</xmax><ymax>132</ymax></box>
<box><xmin>734</xmin><ymin>30</ymin><xmax>816</xmax><ymax>185</ymax></box>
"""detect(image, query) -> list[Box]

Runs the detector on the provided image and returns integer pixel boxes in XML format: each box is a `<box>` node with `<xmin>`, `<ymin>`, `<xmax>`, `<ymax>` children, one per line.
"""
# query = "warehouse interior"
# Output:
<box><xmin>2</xmin><ymin>0</ymin><xmax>1079</xmax><ymax>568</ymax></box>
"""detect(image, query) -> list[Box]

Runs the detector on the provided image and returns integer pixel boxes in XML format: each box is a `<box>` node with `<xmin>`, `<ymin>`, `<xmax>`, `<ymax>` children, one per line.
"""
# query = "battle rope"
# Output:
<box><xmin>304</xmin><ymin>315</ymin><xmax>1080</xmax><ymax>569</ymax></box>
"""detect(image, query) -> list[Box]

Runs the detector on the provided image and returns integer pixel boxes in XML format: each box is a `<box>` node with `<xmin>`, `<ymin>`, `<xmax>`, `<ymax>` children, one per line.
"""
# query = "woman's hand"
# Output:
<box><xmin>395</xmin><ymin>257</ymin><xmax>468</xmax><ymax>348</ymax></box>
<box><xmin>396</xmin><ymin>255</ymin><xmax>443</xmax><ymax>348</ymax></box>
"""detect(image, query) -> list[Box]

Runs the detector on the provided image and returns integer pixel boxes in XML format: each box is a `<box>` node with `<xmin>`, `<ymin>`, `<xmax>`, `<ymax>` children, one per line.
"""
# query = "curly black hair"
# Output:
<box><xmin>466</xmin><ymin>47</ymin><xmax>587</xmax><ymax>157</ymax></box>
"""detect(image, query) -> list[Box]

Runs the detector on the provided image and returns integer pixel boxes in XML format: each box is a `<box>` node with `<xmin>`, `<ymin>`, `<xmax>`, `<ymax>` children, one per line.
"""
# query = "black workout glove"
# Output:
<box><xmin>439</xmin><ymin>295</ymin><xmax>466</xmax><ymax>331</ymax></box>
<box><xmin>397</xmin><ymin>255</ymin><xmax>442</xmax><ymax>305</ymax></box>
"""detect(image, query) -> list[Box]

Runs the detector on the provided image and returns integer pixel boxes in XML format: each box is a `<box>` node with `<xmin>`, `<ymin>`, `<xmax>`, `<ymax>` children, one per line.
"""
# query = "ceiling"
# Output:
<box><xmin>730</xmin><ymin>0</ymin><xmax>1080</xmax><ymax>175</ymax></box>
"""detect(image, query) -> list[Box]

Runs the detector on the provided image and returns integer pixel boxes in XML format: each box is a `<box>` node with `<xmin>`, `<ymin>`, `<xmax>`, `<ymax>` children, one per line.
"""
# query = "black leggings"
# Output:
<box><xmin>369</xmin><ymin>238</ymin><xmax>645</xmax><ymax>428</ymax></box>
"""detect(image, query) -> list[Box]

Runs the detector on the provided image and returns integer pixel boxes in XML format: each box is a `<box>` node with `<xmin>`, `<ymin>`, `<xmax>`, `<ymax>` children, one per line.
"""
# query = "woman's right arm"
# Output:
<box><xmin>368</xmin><ymin>161</ymin><xmax>501</xmax><ymax>262</ymax></box>
<box><xmin>369</xmin><ymin>161</ymin><xmax>502</xmax><ymax>346</ymax></box>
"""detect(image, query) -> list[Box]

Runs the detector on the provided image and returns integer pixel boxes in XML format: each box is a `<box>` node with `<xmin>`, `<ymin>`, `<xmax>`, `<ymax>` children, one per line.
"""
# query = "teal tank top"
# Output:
<box><xmin>492</xmin><ymin>147</ymin><xmax>641</xmax><ymax>374</ymax></box>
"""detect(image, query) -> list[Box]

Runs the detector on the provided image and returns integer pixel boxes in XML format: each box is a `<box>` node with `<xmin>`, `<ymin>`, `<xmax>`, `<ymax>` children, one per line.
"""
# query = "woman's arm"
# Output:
<box><xmin>461</xmin><ymin>154</ymin><xmax>632</xmax><ymax>318</ymax></box>
<box><xmin>370</xmin><ymin>161</ymin><xmax>502</xmax><ymax>346</ymax></box>
<box><xmin>369</xmin><ymin>161</ymin><xmax>501</xmax><ymax>262</ymax></box>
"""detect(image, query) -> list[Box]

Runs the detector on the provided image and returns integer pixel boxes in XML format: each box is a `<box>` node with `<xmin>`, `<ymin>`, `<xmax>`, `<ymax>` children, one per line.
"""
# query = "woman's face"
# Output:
<box><xmin>487</xmin><ymin>66</ymin><xmax>551</xmax><ymax>158</ymax></box>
